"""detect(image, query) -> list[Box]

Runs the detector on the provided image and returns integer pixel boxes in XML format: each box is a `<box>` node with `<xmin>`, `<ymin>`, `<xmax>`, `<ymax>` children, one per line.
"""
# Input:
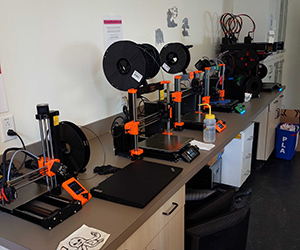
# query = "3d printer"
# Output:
<box><xmin>103</xmin><ymin>40</ymin><xmax>199</xmax><ymax>162</ymax></box>
<box><xmin>0</xmin><ymin>104</ymin><xmax>91</xmax><ymax>229</ymax></box>
<box><xmin>218</xmin><ymin>12</ymin><xmax>284</xmax><ymax>102</ymax></box>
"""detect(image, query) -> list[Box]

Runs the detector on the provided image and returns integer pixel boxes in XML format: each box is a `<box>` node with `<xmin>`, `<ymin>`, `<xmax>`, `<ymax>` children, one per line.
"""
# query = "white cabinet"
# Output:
<box><xmin>221</xmin><ymin>123</ymin><xmax>254</xmax><ymax>188</ymax></box>
<box><xmin>116</xmin><ymin>186</ymin><xmax>185</xmax><ymax>250</ymax></box>
<box><xmin>254</xmin><ymin>94</ymin><xmax>284</xmax><ymax>161</ymax></box>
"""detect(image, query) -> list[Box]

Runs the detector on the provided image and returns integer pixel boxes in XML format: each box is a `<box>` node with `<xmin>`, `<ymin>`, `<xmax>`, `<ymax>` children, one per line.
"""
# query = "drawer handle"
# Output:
<box><xmin>247</xmin><ymin>136</ymin><xmax>253</xmax><ymax>140</ymax></box>
<box><xmin>245</xmin><ymin>153</ymin><xmax>252</xmax><ymax>159</ymax></box>
<box><xmin>274</xmin><ymin>100</ymin><xmax>279</xmax><ymax>104</ymax></box>
<box><xmin>275</xmin><ymin>108</ymin><xmax>280</xmax><ymax>119</ymax></box>
<box><xmin>162</xmin><ymin>202</ymin><xmax>178</xmax><ymax>216</ymax></box>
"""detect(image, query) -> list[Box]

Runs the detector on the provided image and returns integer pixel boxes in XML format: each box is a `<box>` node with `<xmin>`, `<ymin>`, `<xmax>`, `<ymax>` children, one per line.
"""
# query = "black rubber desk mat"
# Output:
<box><xmin>90</xmin><ymin>160</ymin><xmax>182</xmax><ymax>208</ymax></box>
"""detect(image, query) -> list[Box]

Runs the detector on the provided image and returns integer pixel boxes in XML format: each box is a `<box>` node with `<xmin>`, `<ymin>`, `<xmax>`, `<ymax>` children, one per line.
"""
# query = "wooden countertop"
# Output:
<box><xmin>0</xmin><ymin>89</ymin><xmax>284</xmax><ymax>250</ymax></box>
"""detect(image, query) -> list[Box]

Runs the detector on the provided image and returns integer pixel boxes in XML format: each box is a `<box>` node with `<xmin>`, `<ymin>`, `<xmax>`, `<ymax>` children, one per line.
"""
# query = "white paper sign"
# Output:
<box><xmin>0</xmin><ymin>65</ymin><xmax>8</xmax><ymax>113</ymax></box>
<box><xmin>103</xmin><ymin>15</ymin><xmax>123</xmax><ymax>48</ymax></box>
<box><xmin>56</xmin><ymin>224</ymin><xmax>110</xmax><ymax>250</ymax></box>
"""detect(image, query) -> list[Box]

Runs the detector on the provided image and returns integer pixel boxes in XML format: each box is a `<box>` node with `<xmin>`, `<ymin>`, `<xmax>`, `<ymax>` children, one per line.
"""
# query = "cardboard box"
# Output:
<box><xmin>280</xmin><ymin>109</ymin><xmax>300</xmax><ymax>151</ymax></box>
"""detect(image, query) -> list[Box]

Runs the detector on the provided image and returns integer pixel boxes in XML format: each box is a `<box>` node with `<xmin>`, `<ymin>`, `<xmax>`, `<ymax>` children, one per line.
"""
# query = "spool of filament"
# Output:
<box><xmin>59</xmin><ymin>121</ymin><xmax>90</xmax><ymax>174</ymax></box>
<box><xmin>244</xmin><ymin>76</ymin><xmax>263</xmax><ymax>97</ymax></box>
<box><xmin>139</xmin><ymin>43</ymin><xmax>161</xmax><ymax>79</ymax></box>
<box><xmin>160</xmin><ymin>43</ymin><xmax>191</xmax><ymax>74</ymax></box>
<box><xmin>103</xmin><ymin>40</ymin><xmax>160</xmax><ymax>91</ymax></box>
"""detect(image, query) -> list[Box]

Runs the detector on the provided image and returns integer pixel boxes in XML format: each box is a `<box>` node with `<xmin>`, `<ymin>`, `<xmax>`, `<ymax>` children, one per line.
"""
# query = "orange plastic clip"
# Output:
<box><xmin>189</xmin><ymin>72</ymin><xmax>194</xmax><ymax>79</ymax></box>
<box><xmin>128</xmin><ymin>88</ymin><xmax>137</xmax><ymax>94</ymax></box>
<box><xmin>172</xmin><ymin>92</ymin><xmax>182</xmax><ymax>102</ymax></box>
<box><xmin>124</xmin><ymin>121</ymin><xmax>140</xmax><ymax>135</ymax></box>
<box><xmin>160</xmin><ymin>80</ymin><xmax>171</xmax><ymax>85</ymax></box>
<box><xmin>202</xmin><ymin>96</ymin><xmax>210</xmax><ymax>110</ymax></box>
<box><xmin>174</xmin><ymin>121</ymin><xmax>184</xmax><ymax>128</ymax></box>
<box><xmin>38</xmin><ymin>157</ymin><xmax>60</xmax><ymax>177</ymax></box>
<box><xmin>162</xmin><ymin>131</ymin><xmax>173</xmax><ymax>135</ymax></box>
<box><xmin>202</xmin><ymin>96</ymin><xmax>210</xmax><ymax>105</ymax></box>
<box><xmin>219</xmin><ymin>90</ymin><xmax>225</xmax><ymax>101</ymax></box>
<box><xmin>130</xmin><ymin>148</ymin><xmax>144</xmax><ymax>156</ymax></box>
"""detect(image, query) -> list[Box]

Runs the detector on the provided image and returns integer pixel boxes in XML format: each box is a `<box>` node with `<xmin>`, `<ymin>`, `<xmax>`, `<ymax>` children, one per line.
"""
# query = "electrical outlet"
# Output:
<box><xmin>121</xmin><ymin>96</ymin><xmax>128</xmax><ymax>107</ymax></box>
<box><xmin>0</xmin><ymin>115</ymin><xmax>16</xmax><ymax>142</ymax></box>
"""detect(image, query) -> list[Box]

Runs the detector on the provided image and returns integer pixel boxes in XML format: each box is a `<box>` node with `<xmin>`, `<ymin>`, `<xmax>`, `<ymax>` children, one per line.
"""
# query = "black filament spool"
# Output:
<box><xmin>103</xmin><ymin>40</ymin><xmax>160</xmax><ymax>91</ymax></box>
<box><xmin>257</xmin><ymin>63</ymin><xmax>268</xmax><ymax>79</ymax></box>
<box><xmin>160</xmin><ymin>43</ymin><xmax>191</xmax><ymax>74</ymax></box>
<box><xmin>244</xmin><ymin>76</ymin><xmax>263</xmax><ymax>97</ymax></box>
<box><xmin>139</xmin><ymin>43</ymin><xmax>161</xmax><ymax>79</ymax></box>
<box><xmin>59</xmin><ymin>121</ymin><xmax>90</xmax><ymax>174</ymax></box>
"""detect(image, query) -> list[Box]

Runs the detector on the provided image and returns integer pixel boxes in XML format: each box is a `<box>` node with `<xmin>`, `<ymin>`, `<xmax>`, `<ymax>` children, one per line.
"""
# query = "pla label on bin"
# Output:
<box><xmin>276</xmin><ymin>123</ymin><xmax>299</xmax><ymax>160</ymax></box>
<box><xmin>280</xmin><ymin>136</ymin><xmax>288</xmax><ymax>154</ymax></box>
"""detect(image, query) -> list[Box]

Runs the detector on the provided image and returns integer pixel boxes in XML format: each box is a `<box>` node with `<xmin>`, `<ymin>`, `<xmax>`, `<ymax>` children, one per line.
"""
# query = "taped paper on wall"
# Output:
<box><xmin>103</xmin><ymin>15</ymin><xmax>123</xmax><ymax>48</ymax></box>
<box><xmin>0</xmin><ymin>65</ymin><xmax>9</xmax><ymax>113</ymax></box>
<box><xmin>56</xmin><ymin>224</ymin><xmax>110</xmax><ymax>250</ymax></box>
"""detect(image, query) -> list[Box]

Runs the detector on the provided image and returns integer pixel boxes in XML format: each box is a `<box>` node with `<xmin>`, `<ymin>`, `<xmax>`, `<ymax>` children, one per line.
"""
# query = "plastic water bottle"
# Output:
<box><xmin>203</xmin><ymin>113</ymin><xmax>216</xmax><ymax>143</ymax></box>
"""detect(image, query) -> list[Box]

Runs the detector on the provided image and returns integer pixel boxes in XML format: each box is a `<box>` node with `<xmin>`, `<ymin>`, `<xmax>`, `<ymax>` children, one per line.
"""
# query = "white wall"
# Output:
<box><xmin>233</xmin><ymin>0</ymin><xmax>286</xmax><ymax>43</ymax></box>
<box><xmin>233</xmin><ymin>0</ymin><xmax>270</xmax><ymax>42</ymax></box>
<box><xmin>0</xmin><ymin>0</ymin><xmax>233</xmax><ymax>153</ymax></box>
<box><xmin>281</xmin><ymin>0</ymin><xmax>300</xmax><ymax>109</ymax></box>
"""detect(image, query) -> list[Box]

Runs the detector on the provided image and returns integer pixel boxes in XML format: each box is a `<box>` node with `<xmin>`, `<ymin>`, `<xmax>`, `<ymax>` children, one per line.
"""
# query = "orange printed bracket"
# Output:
<box><xmin>130</xmin><ymin>148</ymin><xmax>144</xmax><ymax>156</ymax></box>
<box><xmin>124</xmin><ymin>121</ymin><xmax>140</xmax><ymax>135</ymax></box>
<box><xmin>38</xmin><ymin>157</ymin><xmax>60</xmax><ymax>177</ymax></box>
<box><xmin>172</xmin><ymin>92</ymin><xmax>182</xmax><ymax>103</ymax></box>
<box><xmin>62</xmin><ymin>177</ymin><xmax>91</xmax><ymax>205</ymax></box>
<box><xmin>189</xmin><ymin>72</ymin><xmax>194</xmax><ymax>79</ymax></box>
<box><xmin>202</xmin><ymin>96</ymin><xmax>210</xmax><ymax>105</ymax></box>
<box><xmin>202</xmin><ymin>96</ymin><xmax>210</xmax><ymax>110</ymax></box>
<box><xmin>174</xmin><ymin>121</ymin><xmax>184</xmax><ymax>128</ymax></box>
<box><xmin>219</xmin><ymin>89</ymin><xmax>225</xmax><ymax>101</ymax></box>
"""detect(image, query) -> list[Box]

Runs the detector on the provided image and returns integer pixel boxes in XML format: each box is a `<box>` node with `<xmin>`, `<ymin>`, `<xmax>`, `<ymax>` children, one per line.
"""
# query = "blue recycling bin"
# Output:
<box><xmin>275</xmin><ymin>123</ymin><xmax>299</xmax><ymax>160</ymax></box>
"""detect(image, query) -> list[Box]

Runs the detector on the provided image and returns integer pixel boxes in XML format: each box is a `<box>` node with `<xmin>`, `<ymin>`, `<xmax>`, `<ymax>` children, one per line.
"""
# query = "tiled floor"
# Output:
<box><xmin>242</xmin><ymin>152</ymin><xmax>300</xmax><ymax>250</ymax></box>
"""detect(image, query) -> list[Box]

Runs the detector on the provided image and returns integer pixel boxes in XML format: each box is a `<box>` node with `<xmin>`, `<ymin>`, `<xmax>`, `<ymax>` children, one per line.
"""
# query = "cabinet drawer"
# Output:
<box><xmin>222</xmin><ymin>123</ymin><xmax>254</xmax><ymax>188</ymax></box>
<box><xmin>233</xmin><ymin>123</ymin><xmax>254</xmax><ymax>153</ymax></box>
<box><xmin>145</xmin><ymin>207</ymin><xmax>184</xmax><ymax>250</ymax></box>
<box><xmin>240</xmin><ymin>166</ymin><xmax>251</xmax><ymax>185</ymax></box>
<box><xmin>242</xmin><ymin>123</ymin><xmax>254</xmax><ymax>154</ymax></box>
<box><xmin>242</xmin><ymin>154</ymin><xmax>251</xmax><ymax>174</ymax></box>
<box><xmin>117</xmin><ymin>186</ymin><xmax>185</xmax><ymax>250</ymax></box>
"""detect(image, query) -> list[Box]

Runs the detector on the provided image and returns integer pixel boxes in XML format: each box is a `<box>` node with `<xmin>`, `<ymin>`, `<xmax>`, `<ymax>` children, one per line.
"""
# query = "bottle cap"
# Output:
<box><xmin>205</xmin><ymin>113</ymin><xmax>215</xmax><ymax>119</ymax></box>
